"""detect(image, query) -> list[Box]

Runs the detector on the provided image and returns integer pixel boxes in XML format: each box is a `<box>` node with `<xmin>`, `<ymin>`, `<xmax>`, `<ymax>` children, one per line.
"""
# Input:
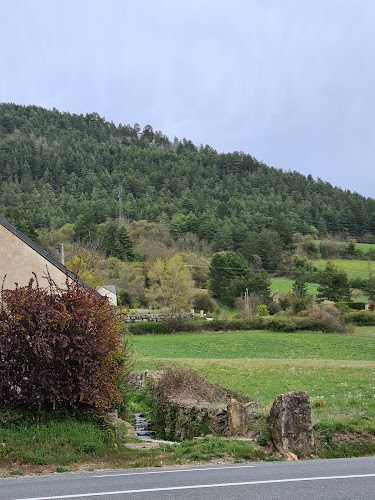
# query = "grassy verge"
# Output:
<box><xmin>0</xmin><ymin>409</ymin><xmax>274</xmax><ymax>475</ymax></box>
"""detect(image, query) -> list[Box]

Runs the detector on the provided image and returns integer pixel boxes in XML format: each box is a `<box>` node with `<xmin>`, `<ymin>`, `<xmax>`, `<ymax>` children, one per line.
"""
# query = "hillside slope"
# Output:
<box><xmin>1</xmin><ymin>103</ymin><xmax>375</xmax><ymax>255</ymax></box>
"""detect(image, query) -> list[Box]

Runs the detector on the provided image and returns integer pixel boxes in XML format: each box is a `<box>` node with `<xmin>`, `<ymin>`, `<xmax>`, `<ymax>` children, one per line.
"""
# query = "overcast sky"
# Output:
<box><xmin>1</xmin><ymin>1</ymin><xmax>375</xmax><ymax>198</ymax></box>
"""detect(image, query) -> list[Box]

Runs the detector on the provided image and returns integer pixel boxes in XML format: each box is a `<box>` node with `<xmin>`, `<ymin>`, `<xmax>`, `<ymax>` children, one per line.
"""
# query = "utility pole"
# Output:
<box><xmin>245</xmin><ymin>288</ymin><xmax>249</xmax><ymax>318</ymax></box>
<box><xmin>118</xmin><ymin>184</ymin><xmax>124</xmax><ymax>221</ymax></box>
<box><xmin>60</xmin><ymin>243</ymin><xmax>65</xmax><ymax>266</ymax></box>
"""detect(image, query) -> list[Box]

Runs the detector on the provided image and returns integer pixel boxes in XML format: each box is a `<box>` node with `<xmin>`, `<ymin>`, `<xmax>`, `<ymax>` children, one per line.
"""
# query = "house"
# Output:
<box><xmin>0</xmin><ymin>216</ymin><xmax>101</xmax><ymax>297</ymax></box>
<box><xmin>96</xmin><ymin>285</ymin><xmax>117</xmax><ymax>306</ymax></box>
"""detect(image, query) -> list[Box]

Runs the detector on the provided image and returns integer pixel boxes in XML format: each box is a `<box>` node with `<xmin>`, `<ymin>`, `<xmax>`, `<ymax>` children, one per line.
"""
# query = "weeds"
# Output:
<box><xmin>55</xmin><ymin>466</ymin><xmax>68</xmax><ymax>473</ymax></box>
<box><xmin>0</xmin><ymin>412</ymin><xmax>115</xmax><ymax>466</ymax></box>
<box><xmin>155</xmin><ymin>364</ymin><xmax>245</xmax><ymax>404</ymax></box>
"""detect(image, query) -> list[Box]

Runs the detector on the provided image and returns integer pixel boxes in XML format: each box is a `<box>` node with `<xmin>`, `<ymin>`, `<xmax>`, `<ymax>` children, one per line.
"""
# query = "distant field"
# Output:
<box><xmin>357</xmin><ymin>242</ymin><xmax>375</xmax><ymax>251</ymax></box>
<box><xmin>134</xmin><ymin>329</ymin><xmax>375</xmax><ymax>426</ymax></box>
<box><xmin>316</xmin><ymin>241</ymin><xmax>375</xmax><ymax>252</ymax></box>
<box><xmin>271</xmin><ymin>278</ymin><xmax>319</xmax><ymax>297</ymax></box>
<box><xmin>312</xmin><ymin>259</ymin><xmax>375</xmax><ymax>280</ymax></box>
<box><xmin>271</xmin><ymin>273</ymin><xmax>369</xmax><ymax>301</ymax></box>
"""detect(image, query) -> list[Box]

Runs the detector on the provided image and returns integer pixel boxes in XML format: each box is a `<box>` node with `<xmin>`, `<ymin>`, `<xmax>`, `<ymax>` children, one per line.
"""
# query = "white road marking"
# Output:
<box><xmin>93</xmin><ymin>464</ymin><xmax>255</xmax><ymax>477</ymax></box>
<box><xmin>14</xmin><ymin>473</ymin><xmax>375</xmax><ymax>499</ymax></box>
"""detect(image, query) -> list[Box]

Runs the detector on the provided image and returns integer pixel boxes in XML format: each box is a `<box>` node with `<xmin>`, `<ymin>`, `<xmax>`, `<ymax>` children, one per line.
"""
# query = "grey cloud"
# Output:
<box><xmin>1</xmin><ymin>0</ymin><xmax>374</xmax><ymax>196</ymax></box>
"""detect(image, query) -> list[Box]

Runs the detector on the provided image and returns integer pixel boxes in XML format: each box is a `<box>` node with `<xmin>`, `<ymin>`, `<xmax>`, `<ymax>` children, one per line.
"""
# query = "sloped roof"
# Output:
<box><xmin>101</xmin><ymin>285</ymin><xmax>116</xmax><ymax>294</ymax></box>
<box><xmin>0</xmin><ymin>215</ymin><xmax>101</xmax><ymax>297</ymax></box>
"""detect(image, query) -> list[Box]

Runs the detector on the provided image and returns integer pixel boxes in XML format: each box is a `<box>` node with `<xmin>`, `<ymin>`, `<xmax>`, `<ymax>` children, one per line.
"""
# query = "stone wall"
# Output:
<box><xmin>123</xmin><ymin>312</ymin><xmax>194</xmax><ymax>323</ymax></box>
<box><xmin>161</xmin><ymin>398</ymin><xmax>258</xmax><ymax>440</ymax></box>
<box><xmin>129</xmin><ymin>370</ymin><xmax>259</xmax><ymax>440</ymax></box>
<box><xmin>130</xmin><ymin>372</ymin><xmax>315</xmax><ymax>456</ymax></box>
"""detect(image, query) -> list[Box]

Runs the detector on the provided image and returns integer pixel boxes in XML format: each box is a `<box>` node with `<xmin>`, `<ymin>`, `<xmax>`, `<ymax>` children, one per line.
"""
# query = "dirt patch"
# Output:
<box><xmin>332</xmin><ymin>431</ymin><xmax>375</xmax><ymax>446</ymax></box>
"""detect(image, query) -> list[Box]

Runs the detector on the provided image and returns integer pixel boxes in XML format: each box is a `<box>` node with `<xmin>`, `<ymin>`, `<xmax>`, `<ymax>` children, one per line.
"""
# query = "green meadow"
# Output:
<box><xmin>134</xmin><ymin>328</ymin><xmax>375</xmax><ymax>430</ymax></box>
<box><xmin>312</xmin><ymin>259</ymin><xmax>375</xmax><ymax>280</ymax></box>
<box><xmin>270</xmin><ymin>277</ymin><xmax>368</xmax><ymax>301</ymax></box>
<box><xmin>271</xmin><ymin>278</ymin><xmax>319</xmax><ymax>297</ymax></box>
<box><xmin>357</xmin><ymin>243</ymin><xmax>375</xmax><ymax>252</ymax></box>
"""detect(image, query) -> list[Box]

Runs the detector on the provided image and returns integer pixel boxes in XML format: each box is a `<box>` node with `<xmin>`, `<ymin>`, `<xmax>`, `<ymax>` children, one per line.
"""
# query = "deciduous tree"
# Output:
<box><xmin>146</xmin><ymin>255</ymin><xmax>193</xmax><ymax>312</ymax></box>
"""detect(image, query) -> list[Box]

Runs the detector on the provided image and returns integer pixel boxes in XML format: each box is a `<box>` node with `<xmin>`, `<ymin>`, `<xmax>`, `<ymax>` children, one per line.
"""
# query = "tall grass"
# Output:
<box><xmin>0</xmin><ymin>413</ymin><xmax>114</xmax><ymax>466</ymax></box>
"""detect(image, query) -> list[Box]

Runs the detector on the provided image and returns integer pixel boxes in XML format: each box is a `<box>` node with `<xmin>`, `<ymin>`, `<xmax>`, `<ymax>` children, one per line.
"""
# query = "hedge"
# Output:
<box><xmin>335</xmin><ymin>302</ymin><xmax>366</xmax><ymax>311</ymax></box>
<box><xmin>126</xmin><ymin>313</ymin><xmax>350</xmax><ymax>335</ymax></box>
<box><xmin>348</xmin><ymin>310</ymin><xmax>375</xmax><ymax>326</ymax></box>
<box><xmin>127</xmin><ymin>322</ymin><xmax>169</xmax><ymax>335</ymax></box>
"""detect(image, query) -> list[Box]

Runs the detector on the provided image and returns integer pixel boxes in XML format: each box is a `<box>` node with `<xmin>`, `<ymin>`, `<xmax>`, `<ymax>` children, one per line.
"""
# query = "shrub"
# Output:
<box><xmin>127</xmin><ymin>322</ymin><xmax>169</xmax><ymax>335</ymax></box>
<box><xmin>201</xmin><ymin>318</ymin><xmax>268</xmax><ymax>332</ymax></box>
<box><xmin>267</xmin><ymin>301</ymin><xmax>281</xmax><ymax>315</ymax></box>
<box><xmin>335</xmin><ymin>302</ymin><xmax>365</xmax><ymax>311</ymax></box>
<box><xmin>297</xmin><ymin>304</ymin><xmax>350</xmax><ymax>333</ymax></box>
<box><xmin>268</xmin><ymin>314</ymin><xmax>307</xmax><ymax>332</ymax></box>
<box><xmin>290</xmin><ymin>295</ymin><xmax>314</xmax><ymax>314</ymax></box>
<box><xmin>349</xmin><ymin>278</ymin><xmax>367</xmax><ymax>290</ymax></box>
<box><xmin>0</xmin><ymin>277</ymin><xmax>127</xmax><ymax>411</ymax></box>
<box><xmin>127</xmin><ymin>318</ymin><xmax>270</xmax><ymax>334</ymax></box>
<box><xmin>278</xmin><ymin>296</ymin><xmax>290</xmax><ymax>311</ymax></box>
<box><xmin>192</xmin><ymin>292</ymin><xmax>218</xmax><ymax>313</ymax></box>
<box><xmin>269</xmin><ymin>304</ymin><xmax>350</xmax><ymax>333</ymax></box>
<box><xmin>257</xmin><ymin>304</ymin><xmax>270</xmax><ymax>316</ymax></box>
<box><xmin>349</xmin><ymin>310</ymin><xmax>375</xmax><ymax>326</ymax></box>
<box><xmin>334</xmin><ymin>302</ymin><xmax>351</xmax><ymax>314</ymax></box>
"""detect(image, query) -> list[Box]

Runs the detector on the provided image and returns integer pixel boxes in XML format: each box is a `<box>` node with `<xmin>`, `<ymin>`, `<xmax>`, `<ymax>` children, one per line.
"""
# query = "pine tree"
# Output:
<box><xmin>317</xmin><ymin>262</ymin><xmax>351</xmax><ymax>302</ymax></box>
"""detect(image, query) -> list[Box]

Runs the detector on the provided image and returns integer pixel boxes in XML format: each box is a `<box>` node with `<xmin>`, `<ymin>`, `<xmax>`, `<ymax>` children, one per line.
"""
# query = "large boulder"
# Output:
<box><xmin>268</xmin><ymin>391</ymin><xmax>314</xmax><ymax>458</ymax></box>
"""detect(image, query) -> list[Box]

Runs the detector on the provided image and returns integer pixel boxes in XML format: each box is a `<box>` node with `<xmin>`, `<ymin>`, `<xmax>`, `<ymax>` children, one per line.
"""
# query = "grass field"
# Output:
<box><xmin>271</xmin><ymin>278</ymin><xmax>319</xmax><ymax>297</ymax></box>
<box><xmin>357</xmin><ymin>243</ymin><xmax>375</xmax><ymax>251</ymax></box>
<box><xmin>312</xmin><ymin>259</ymin><xmax>375</xmax><ymax>280</ymax></box>
<box><xmin>270</xmin><ymin>277</ymin><xmax>368</xmax><ymax>301</ymax></box>
<box><xmin>315</xmin><ymin>241</ymin><xmax>375</xmax><ymax>252</ymax></box>
<box><xmin>134</xmin><ymin>328</ymin><xmax>375</xmax><ymax>430</ymax></box>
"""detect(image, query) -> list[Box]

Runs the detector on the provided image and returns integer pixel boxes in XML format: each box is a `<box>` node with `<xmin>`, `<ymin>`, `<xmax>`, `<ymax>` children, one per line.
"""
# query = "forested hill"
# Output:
<box><xmin>1</xmin><ymin>103</ymin><xmax>375</xmax><ymax>258</ymax></box>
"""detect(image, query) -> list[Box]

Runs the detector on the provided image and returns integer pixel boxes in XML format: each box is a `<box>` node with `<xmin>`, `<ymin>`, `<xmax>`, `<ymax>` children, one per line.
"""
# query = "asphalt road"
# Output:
<box><xmin>2</xmin><ymin>457</ymin><xmax>375</xmax><ymax>500</ymax></box>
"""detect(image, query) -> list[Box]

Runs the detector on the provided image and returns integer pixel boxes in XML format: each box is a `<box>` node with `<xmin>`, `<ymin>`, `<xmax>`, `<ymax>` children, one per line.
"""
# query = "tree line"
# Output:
<box><xmin>1</xmin><ymin>102</ymin><xmax>375</xmax><ymax>267</ymax></box>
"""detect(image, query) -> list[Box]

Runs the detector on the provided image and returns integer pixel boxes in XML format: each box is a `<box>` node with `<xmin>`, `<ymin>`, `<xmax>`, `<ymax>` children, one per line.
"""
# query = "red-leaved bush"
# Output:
<box><xmin>0</xmin><ymin>277</ymin><xmax>125</xmax><ymax>411</ymax></box>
